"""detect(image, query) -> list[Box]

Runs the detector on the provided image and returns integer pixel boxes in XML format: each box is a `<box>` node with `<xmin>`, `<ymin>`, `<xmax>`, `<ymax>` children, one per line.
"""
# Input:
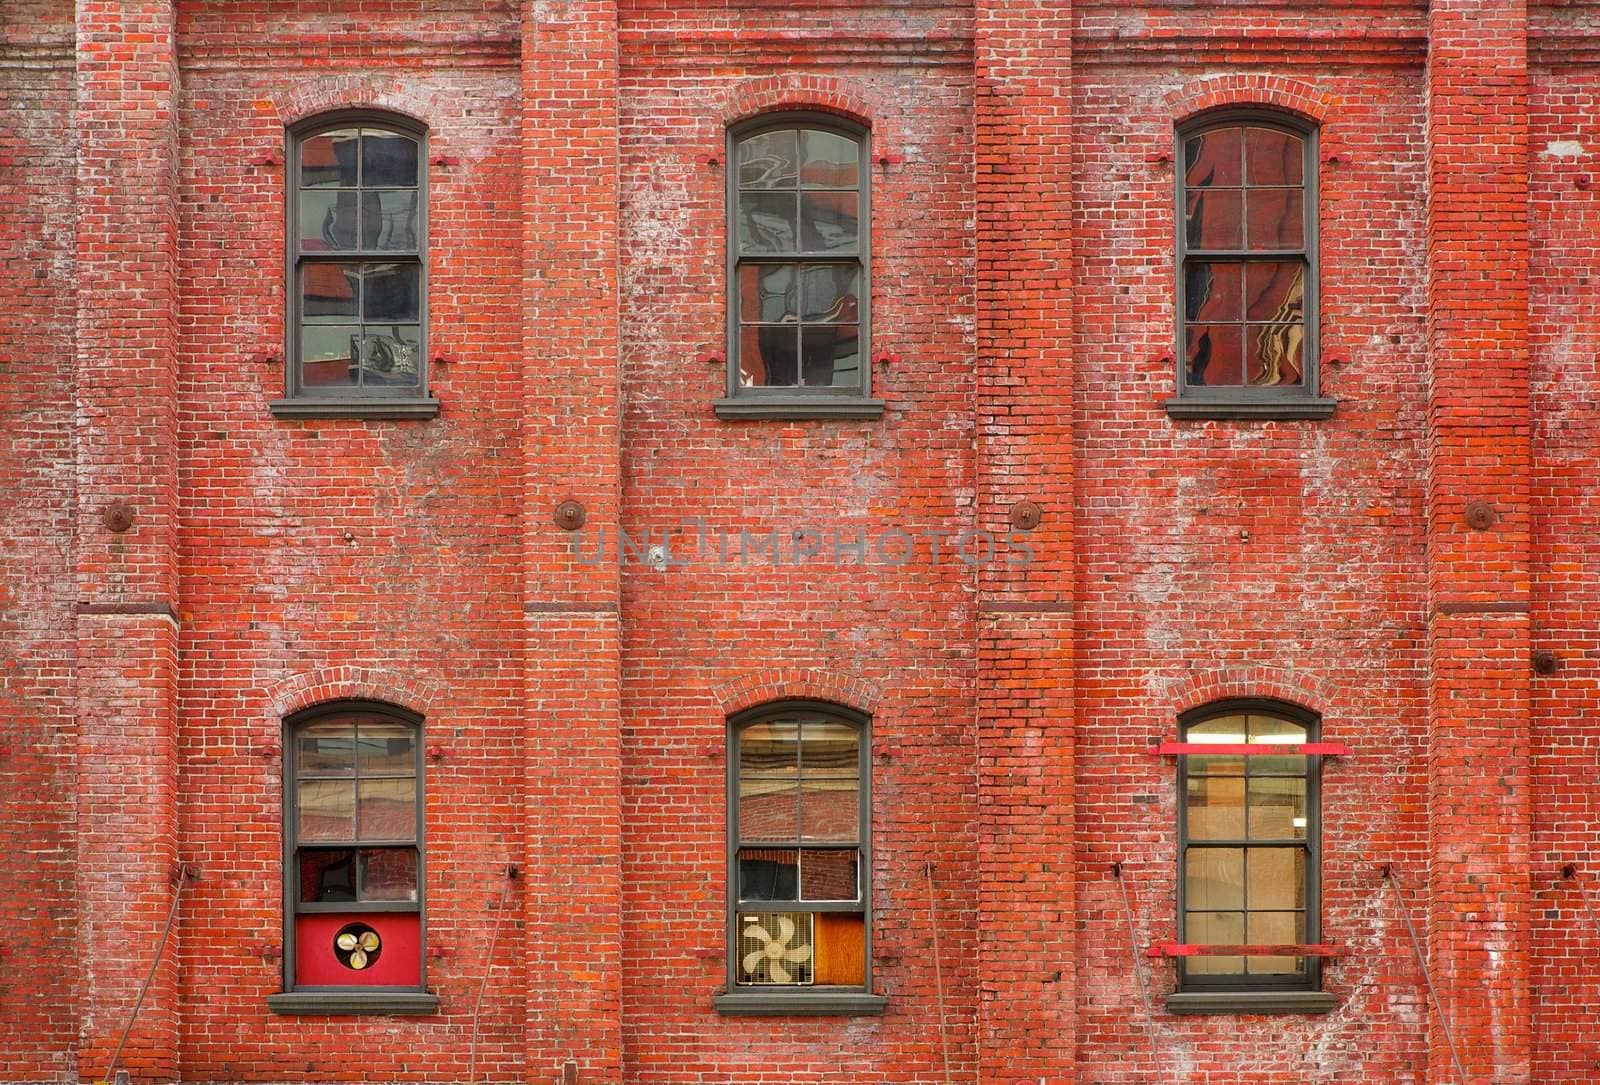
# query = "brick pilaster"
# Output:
<box><xmin>71</xmin><ymin>0</ymin><xmax>182</xmax><ymax>1080</ymax></box>
<box><xmin>1424</xmin><ymin>2</ymin><xmax>1533</xmax><ymax>1082</ymax></box>
<box><xmin>521</xmin><ymin>2</ymin><xmax>624</xmax><ymax>1082</ymax></box>
<box><xmin>974</xmin><ymin>2</ymin><xmax>1077</xmax><ymax>1081</ymax></box>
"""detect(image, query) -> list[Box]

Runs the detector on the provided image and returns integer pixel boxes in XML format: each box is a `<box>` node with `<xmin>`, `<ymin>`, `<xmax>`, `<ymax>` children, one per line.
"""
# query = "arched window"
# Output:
<box><xmin>1177</xmin><ymin>700</ymin><xmax>1322</xmax><ymax>997</ymax></box>
<box><xmin>1170</xmin><ymin>112</ymin><xmax>1331</xmax><ymax>419</ymax></box>
<box><xmin>269</xmin><ymin>701</ymin><xmax>434</xmax><ymax>1014</ymax></box>
<box><xmin>274</xmin><ymin>112</ymin><xmax>435</xmax><ymax>418</ymax></box>
<box><xmin>717</xmin><ymin>702</ymin><xmax>884</xmax><ymax>1014</ymax></box>
<box><xmin>717</xmin><ymin>116</ymin><xmax>881</xmax><ymax>420</ymax></box>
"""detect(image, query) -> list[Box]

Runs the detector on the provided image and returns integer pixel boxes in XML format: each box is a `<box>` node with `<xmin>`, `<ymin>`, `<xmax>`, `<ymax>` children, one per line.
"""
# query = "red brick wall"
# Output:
<box><xmin>0</xmin><ymin>0</ymin><xmax>1594</xmax><ymax>1082</ymax></box>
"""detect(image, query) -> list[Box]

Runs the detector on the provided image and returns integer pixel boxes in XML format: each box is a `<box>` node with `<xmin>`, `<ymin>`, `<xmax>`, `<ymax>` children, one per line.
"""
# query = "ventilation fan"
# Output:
<box><xmin>739</xmin><ymin>912</ymin><xmax>814</xmax><ymax>985</ymax></box>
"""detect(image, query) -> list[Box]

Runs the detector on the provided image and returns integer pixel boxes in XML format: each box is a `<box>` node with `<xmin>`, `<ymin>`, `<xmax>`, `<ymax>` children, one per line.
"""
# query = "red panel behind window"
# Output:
<box><xmin>295</xmin><ymin>913</ymin><xmax>421</xmax><ymax>987</ymax></box>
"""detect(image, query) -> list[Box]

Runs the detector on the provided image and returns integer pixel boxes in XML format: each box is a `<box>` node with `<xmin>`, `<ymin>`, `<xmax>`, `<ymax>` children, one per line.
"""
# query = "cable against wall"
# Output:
<box><xmin>104</xmin><ymin>864</ymin><xmax>195</xmax><ymax>1085</ymax></box>
<box><xmin>468</xmin><ymin>865</ymin><xmax>519</xmax><ymax>1085</ymax></box>
<box><xmin>924</xmin><ymin>861</ymin><xmax>953</xmax><ymax>1085</ymax></box>
<box><xmin>1381</xmin><ymin>864</ymin><xmax>1470</xmax><ymax>1085</ymax></box>
<box><xmin>1110</xmin><ymin>862</ymin><xmax>1176</xmax><ymax>1085</ymax></box>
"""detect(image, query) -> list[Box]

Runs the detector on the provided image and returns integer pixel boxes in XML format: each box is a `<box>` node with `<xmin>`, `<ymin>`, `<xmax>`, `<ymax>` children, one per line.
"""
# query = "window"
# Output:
<box><xmin>715</xmin><ymin>116</ymin><xmax>883</xmax><ymax>420</ymax></box>
<box><xmin>715</xmin><ymin>703</ymin><xmax>884</xmax><ymax>1015</ymax></box>
<box><xmin>274</xmin><ymin>113</ymin><xmax>437</xmax><ymax>419</ymax></box>
<box><xmin>1177</xmin><ymin>701</ymin><xmax>1323</xmax><ymax>1005</ymax></box>
<box><xmin>1168</xmin><ymin>112</ymin><xmax>1333</xmax><ymax>419</ymax></box>
<box><xmin>268</xmin><ymin>702</ymin><xmax>435</xmax><ymax>1015</ymax></box>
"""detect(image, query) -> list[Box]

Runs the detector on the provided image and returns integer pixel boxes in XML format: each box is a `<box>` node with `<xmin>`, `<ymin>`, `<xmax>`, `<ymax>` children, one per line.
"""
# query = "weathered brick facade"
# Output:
<box><xmin>0</xmin><ymin>0</ymin><xmax>1590</xmax><ymax>1081</ymax></box>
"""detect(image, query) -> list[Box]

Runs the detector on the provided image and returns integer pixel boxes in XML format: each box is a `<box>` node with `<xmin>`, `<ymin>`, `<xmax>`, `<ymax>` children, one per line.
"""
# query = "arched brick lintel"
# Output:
<box><xmin>267</xmin><ymin>666</ymin><xmax>443</xmax><ymax>721</ymax></box>
<box><xmin>1166</xmin><ymin>74</ymin><xmax>1337</xmax><ymax>128</ymax></box>
<box><xmin>711</xmin><ymin>666</ymin><xmax>884</xmax><ymax>718</ymax></box>
<box><xmin>718</xmin><ymin>74</ymin><xmax>881</xmax><ymax>134</ymax></box>
<box><xmin>272</xmin><ymin>79</ymin><xmax>436</xmax><ymax>129</ymax></box>
<box><xmin>1166</xmin><ymin>667</ymin><xmax>1334</xmax><ymax>723</ymax></box>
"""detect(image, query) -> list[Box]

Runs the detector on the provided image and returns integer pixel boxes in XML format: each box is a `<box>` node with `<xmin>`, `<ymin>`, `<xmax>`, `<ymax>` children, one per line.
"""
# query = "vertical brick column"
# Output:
<box><xmin>520</xmin><ymin>3</ymin><xmax>624</xmax><ymax>1082</ymax></box>
<box><xmin>974</xmin><ymin>3</ymin><xmax>1077</xmax><ymax>1081</ymax></box>
<box><xmin>1424</xmin><ymin>2</ymin><xmax>1532</xmax><ymax>1082</ymax></box>
<box><xmin>72</xmin><ymin>0</ymin><xmax>182</xmax><ymax>1080</ymax></box>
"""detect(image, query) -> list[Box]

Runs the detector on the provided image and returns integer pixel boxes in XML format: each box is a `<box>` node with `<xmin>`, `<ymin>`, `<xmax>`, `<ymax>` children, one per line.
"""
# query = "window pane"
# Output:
<box><xmin>1245</xmin><ymin>127</ymin><xmax>1304</xmax><ymax>187</ymax></box>
<box><xmin>740</xmin><ymin>263</ymin><xmax>798</xmax><ymax>324</ymax></box>
<box><xmin>800</xmin><ymin>720</ymin><xmax>858</xmax><ymax>777</ymax></box>
<box><xmin>300</xmin><ymin>326</ymin><xmax>359</xmax><ymax>388</ymax></box>
<box><xmin>801</xmin><ymin>325</ymin><xmax>860</xmax><ymax>388</ymax></box>
<box><xmin>302</xmin><ymin>264</ymin><xmax>360</xmax><ymax>324</ymax></box>
<box><xmin>359</xmin><ymin>847</ymin><xmax>419</xmax><ymax>901</ymax></box>
<box><xmin>1185</xmin><ymin>846</ymin><xmax>1243</xmax><ymax>910</ymax></box>
<box><xmin>1187</xmin><ymin>775</ymin><xmax>1245</xmax><ymax>839</ymax></box>
<box><xmin>1186</xmin><ymin>188</ymin><xmax>1243</xmax><ymax>250</ymax></box>
<box><xmin>1248</xmin><ymin>848</ymin><xmax>1305</xmax><ymax>910</ymax></box>
<box><xmin>1248</xmin><ymin>715</ymin><xmax>1308</xmax><ymax>744</ymax></box>
<box><xmin>1184</xmin><ymin>127</ymin><xmax>1242</xmax><ymax>188</ymax></box>
<box><xmin>739</xmin><ymin>192</ymin><xmax>798</xmax><ymax>255</ymax></box>
<box><xmin>358</xmin><ymin>777</ymin><xmax>417</xmax><ymax>840</ymax></box>
<box><xmin>356</xmin><ymin>720</ymin><xmax>416</xmax><ymax>776</ymax></box>
<box><xmin>739</xmin><ymin>324</ymin><xmax>799</xmax><ymax>387</ymax></box>
<box><xmin>1246</xmin><ymin>911</ymin><xmax>1307</xmax><ymax>974</ymax></box>
<box><xmin>799</xmin><ymin>849</ymin><xmax>859</xmax><ymax>902</ymax></box>
<box><xmin>1185</xmin><ymin>262</ymin><xmax>1243</xmax><ymax>324</ymax></box>
<box><xmin>741</xmin><ymin>721</ymin><xmax>800</xmax><ymax>777</ymax></box>
<box><xmin>300</xmin><ymin>128</ymin><xmax>360</xmax><ymax>189</ymax></box>
<box><xmin>358</xmin><ymin>327</ymin><xmax>422</xmax><ymax>388</ymax></box>
<box><xmin>299</xmin><ymin>848</ymin><xmax>356</xmax><ymax>902</ymax></box>
<box><xmin>362</xmin><ymin>129</ymin><xmax>419</xmax><ymax>187</ymax></box>
<box><xmin>738</xmin><ymin>130</ymin><xmax>799</xmax><ymax>190</ymax></box>
<box><xmin>1247</xmin><ymin>777</ymin><xmax>1306</xmax><ymax>839</ymax></box>
<box><xmin>1185</xmin><ymin>911</ymin><xmax>1244</xmax><ymax>975</ymax></box>
<box><xmin>738</xmin><ymin>848</ymin><xmax>799</xmax><ymax>901</ymax></box>
<box><xmin>1244</xmin><ymin>262</ymin><xmax>1304</xmax><ymax>322</ymax></box>
<box><xmin>800</xmin><ymin>192</ymin><xmax>859</xmax><ymax>252</ymax></box>
<box><xmin>800</xmin><ymin>264</ymin><xmax>862</xmax><ymax>323</ymax></box>
<box><xmin>1184</xmin><ymin>324</ymin><xmax>1244</xmax><ymax>387</ymax></box>
<box><xmin>298</xmin><ymin>779</ymin><xmax>356</xmax><ymax>841</ymax></box>
<box><xmin>362</xmin><ymin>264</ymin><xmax>421</xmax><ymax>324</ymax></box>
<box><xmin>300</xmin><ymin>190</ymin><xmax>360</xmax><ymax>251</ymax></box>
<box><xmin>737</xmin><ymin>911</ymin><xmax>813</xmax><ymax>985</ymax></box>
<box><xmin>740</xmin><ymin>777</ymin><xmax>798</xmax><ymax>841</ymax></box>
<box><xmin>1185</xmin><ymin>715</ymin><xmax>1246</xmax><ymax>775</ymax></box>
<box><xmin>362</xmin><ymin>190</ymin><xmax>420</xmax><ymax>251</ymax></box>
<box><xmin>1248</xmin><ymin>324</ymin><xmax>1306</xmax><ymax>387</ymax></box>
<box><xmin>297</xmin><ymin>722</ymin><xmax>355</xmax><ymax>776</ymax></box>
<box><xmin>1246</xmin><ymin>189</ymin><xmax>1304</xmax><ymax>249</ymax></box>
<box><xmin>799</xmin><ymin>778</ymin><xmax>858</xmax><ymax>842</ymax></box>
<box><xmin>799</xmin><ymin>130</ymin><xmax>859</xmax><ymax>189</ymax></box>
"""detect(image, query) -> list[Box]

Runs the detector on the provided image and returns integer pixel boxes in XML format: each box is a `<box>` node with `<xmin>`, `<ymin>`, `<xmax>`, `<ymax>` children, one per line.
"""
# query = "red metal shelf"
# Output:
<box><xmin>1148</xmin><ymin>943</ymin><xmax>1346</xmax><ymax>959</ymax></box>
<box><xmin>1151</xmin><ymin>741</ymin><xmax>1351</xmax><ymax>757</ymax></box>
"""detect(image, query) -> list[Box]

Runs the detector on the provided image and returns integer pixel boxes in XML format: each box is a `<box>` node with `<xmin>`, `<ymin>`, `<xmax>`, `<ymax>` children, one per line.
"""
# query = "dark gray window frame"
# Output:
<box><xmin>1165</xmin><ymin>109</ymin><xmax>1335</xmax><ymax>421</ymax></box>
<box><xmin>1168</xmin><ymin>698</ymin><xmax>1334</xmax><ymax>1016</ymax></box>
<box><xmin>713</xmin><ymin>701</ymin><xmax>886</xmax><ymax>1016</ymax></box>
<box><xmin>267</xmin><ymin>700</ymin><xmax>437</xmax><ymax>1016</ymax></box>
<box><xmin>714</xmin><ymin>113</ymin><xmax>884</xmax><ymax>422</ymax></box>
<box><xmin>271</xmin><ymin>110</ymin><xmax>439</xmax><ymax>421</ymax></box>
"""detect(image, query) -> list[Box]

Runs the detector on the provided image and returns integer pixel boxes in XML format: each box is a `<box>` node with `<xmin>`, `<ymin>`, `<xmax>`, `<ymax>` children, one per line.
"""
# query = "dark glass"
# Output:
<box><xmin>800</xmin><ymin>265</ymin><xmax>861</xmax><ymax>323</ymax></box>
<box><xmin>1245</xmin><ymin>189</ymin><xmax>1304</xmax><ymax>249</ymax></box>
<box><xmin>1184</xmin><ymin>128</ymin><xmax>1242</xmax><ymax>188</ymax></box>
<box><xmin>1187</xmin><ymin>189</ymin><xmax>1243</xmax><ymax>250</ymax></box>
<box><xmin>300</xmin><ymin>191</ymin><xmax>359</xmax><ymax>251</ymax></box>
<box><xmin>1186</xmin><ymin>262</ymin><xmax>1243</xmax><ymax>324</ymax></box>
<box><xmin>358</xmin><ymin>327</ymin><xmax>422</xmax><ymax>387</ymax></box>
<box><xmin>359</xmin><ymin>847</ymin><xmax>419</xmax><ymax>901</ymax></box>
<box><xmin>1185</xmin><ymin>324</ymin><xmax>1244</xmax><ymax>386</ymax></box>
<box><xmin>362</xmin><ymin>265</ymin><xmax>421</xmax><ymax>324</ymax></box>
<box><xmin>739</xmin><ymin>324</ymin><xmax>799</xmax><ymax>387</ymax></box>
<box><xmin>799</xmin><ymin>192</ymin><xmax>858</xmax><ymax>252</ymax></box>
<box><xmin>738</xmin><ymin>848</ymin><xmax>799</xmax><ymax>901</ymax></box>
<box><xmin>300</xmin><ymin>129</ymin><xmax>360</xmax><ymax>189</ymax></box>
<box><xmin>302</xmin><ymin>265</ymin><xmax>360</xmax><ymax>323</ymax></box>
<box><xmin>1245</xmin><ymin>127</ymin><xmax>1304</xmax><ymax>187</ymax></box>
<box><xmin>738</xmin><ymin>130</ymin><xmax>799</xmax><ymax>190</ymax></box>
<box><xmin>799</xmin><ymin>130</ymin><xmax>859</xmax><ymax>189</ymax></box>
<box><xmin>740</xmin><ymin>263</ymin><xmax>798</xmax><ymax>324</ymax></box>
<box><xmin>799</xmin><ymin>849</ymin><xmax>859</xmax><ymax>902</ymax></box>
<box><xmin>1244</xmin><ymin>262</ymin><xmax>1303</xmax><ymax>322</ymax></box>
<box><xmin>801</xmin><ymin>325</ymin><xmax>859</xmax><ymax>388</ymax></box>
<box><xmin>739</xmin><ymin>193</ymin><xmax>798</xmax><ymax>255</ymax></box>
<box><xmin>362</xmin><ymin>190</ymin><xmax>420</xmax><ymax>251</ymax></box>
<box><xmin>362</xmin><ymin>130</ymin><xmax>419</xmax><ymax>187</ymax></box>
<box><xmin>300</xmin><ymin>327</ymin><xmax>359</xmax><ymax>388</ymax></box>
<box><xmin>300</xmin><ymin>849</ymin><xmax>357</xmax><ymax>902</ymax></box>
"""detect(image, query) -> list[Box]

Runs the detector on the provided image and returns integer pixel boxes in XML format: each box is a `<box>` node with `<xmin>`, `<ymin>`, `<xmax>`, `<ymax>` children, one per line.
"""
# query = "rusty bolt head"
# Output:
<box><xmin>1464</xmin><ymin>501</ymin><xmax>1497</xmax><ymax>531</ymax></box>
<box><xmin>102</xmin><ymin>502</ymin><xmax>135</xmax><ymax>534</ymax></box>
<box><xmin>553</xmin><ymin>500</ymin><xmax>587</xmax><ymax>531</ymax></box>
<box><xmin>1009</xmin><ymin>500</ymin><xmax>1042</xmax><ymax>532</ymax></box>
<box><xmin>1533</xmin><ymin>650</ymin><xmax>1560</xmax><ymax>676</ymax></box>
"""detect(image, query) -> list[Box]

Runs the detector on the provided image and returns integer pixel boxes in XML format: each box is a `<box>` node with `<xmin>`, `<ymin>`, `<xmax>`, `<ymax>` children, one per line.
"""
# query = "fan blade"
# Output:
<box><xmin>776</xmin><ymin>915</ymin><xmax>796</xmax><ymax>944</ymax></box>
<box><xmin>784</xmin><ymin>944</ymin><xmax>813</xmax><ymax>963</ymax></box>
<box><xmin>336</xmin><ymin>933</ymin><xmax>358</xmax><ymax>951</ymax></box>
<box><xmin>349</xmin><ymin>949</ymin><xmax>368</xmax><ymax>969</ymax></box>
<box><xmin>745</xmin><ymin>923</ymin><xmax>775</xmax><ymax>948</ymax></box>
<box><xmin>742</xmin><ymin>949</ymin><xmax>768</xmax><ymax>973</ymax></box>
<box><xmin>359</xmin><ymin>932</ymin><xmax>380</xmax><ymax>952</ymax></box>
<box><xmin>769</xmin><ymin>960</ymin><xmax>791</xmax><ymax>984</ymax></box>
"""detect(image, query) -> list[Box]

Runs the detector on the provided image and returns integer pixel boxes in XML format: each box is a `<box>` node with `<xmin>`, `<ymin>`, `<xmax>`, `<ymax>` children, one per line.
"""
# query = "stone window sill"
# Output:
<box><xmin>266</xmin><ymin>990</ymin><xmax>440</xmax><ymax>1016</ymax></box>
<box><xmin>1165</xmin><ymin>990</ymin><xmax>1337</xmax><ymax>1016</ymax></box>
<box><xmin>713</xmin><ymin>989</ymin><xmax>888</xmax><ymax>1016</ymax></box>
<box><xmin>270</xmin><ymin>397</ymin><xmax>441</xmax><ymax>420</ymax></box>
<box><xmin>713</xmin><ymin>396</ymin><xmax>886</xmax><ymax>421</ymax></box>
<box><xmin>1163</xmin><ymin>395</ymin><xmax>1337</xmax><ymax>421</ymax></box>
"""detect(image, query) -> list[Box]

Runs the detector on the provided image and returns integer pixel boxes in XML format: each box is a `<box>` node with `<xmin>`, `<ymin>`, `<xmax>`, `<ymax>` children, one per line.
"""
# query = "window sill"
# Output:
<box><xmin>1163</xmin><ymin>396</ymin><xmax>1337</xmax><ymax>421</ymax></box>
<box><xmin>266</xmin><ymin>990</ymin><xmax>439</xmax><ymax>1016</ymax></box>
<box><xmin>713</xmin><ymin>989</ymin><xmax>888</xmax><ymax>1016</ymax></box>
<box><xmin>713</xmin><ymin>396</ymin><xmax>886</xmax><ymax>421</ymax></box>
<box><xmin>269</xmin><ymin>397</ymin><xmax>441</xmax><ymax>420</ymax></box>
<box><xmin>1165</xmin><ymin>990</ymin><xmax>1337</xmax><ymax>1016</ymax></box>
